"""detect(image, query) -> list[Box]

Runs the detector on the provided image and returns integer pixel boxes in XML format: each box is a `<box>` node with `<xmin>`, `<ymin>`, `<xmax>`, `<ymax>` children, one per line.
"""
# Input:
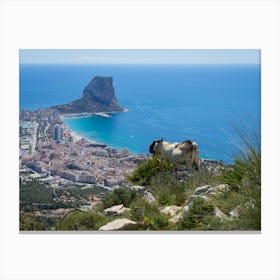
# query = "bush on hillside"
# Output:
<box><xmin>20</xmin><ymin>213</ymin><xmax>55</xmax><ymax>230</ymax></box>
<box><xmin>148</xmin><ymin>172</ymin><xmax>187</xmax><ymax>206</ymax></box>
<box><xmin>127</xmin><ymin>156</ymin><xmax>173</xmax><ymax>186</ymax></box>
<box><xmin>57</xmin><ymin>210</ymin><xmax>109</xmax><ymax>230</ymax></box>
<box><xmin>129</xmin><ymin>199</ymin><xmax>169</xmax><ymax>230</ymax></box>
<box><xmin>102</xmin><ymin>188</ymin><xmax>139</xmax><ymax>209</ymax></box>
<box><xmin>217</xmin><ymin>123</ymin><xmax>261</xmax><ymax>230</ymax></box>
<box><xmin>219</xmin><ymin>118</ymin><xmax>261</xmax><ymax>189</ymax></box>
<box><xmin>177</xmin><ymin>197</ymin><xmax>220</xmax><ymax>230</ymax></box>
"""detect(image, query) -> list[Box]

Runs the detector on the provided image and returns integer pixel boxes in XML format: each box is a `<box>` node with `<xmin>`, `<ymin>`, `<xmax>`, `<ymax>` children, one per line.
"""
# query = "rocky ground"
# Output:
<box><xmin>98</xmin><ymin>182</ymin><xmax>237</xmax><ymax>231</ymax></box>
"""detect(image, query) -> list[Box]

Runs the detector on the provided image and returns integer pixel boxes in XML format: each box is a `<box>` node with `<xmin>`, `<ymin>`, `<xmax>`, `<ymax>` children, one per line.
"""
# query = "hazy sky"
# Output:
<box><xmin>19</xmin><ymin>49</ymin><xmax>260</xmax><ymax>65</ymax></box>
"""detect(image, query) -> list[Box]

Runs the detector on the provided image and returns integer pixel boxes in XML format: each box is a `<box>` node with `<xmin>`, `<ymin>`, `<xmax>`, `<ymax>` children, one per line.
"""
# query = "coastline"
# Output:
<box><xmin>21</xmin><ymin>107</ymin><xmax>226</xmax><ymax>161</ymax></box>
<box><xmin>68</xmin><ymin>128</ymin><xmax>83</xmax><ymax>143</ymax></box>
<box><xmin>60</xmin><ymin>108</ymin><xmax>129</xmax><ymax>120</ymax></box>
<box><xmin>61</xmin><ymin>120</ymin><xmax>100</xmax><ymax>145</ymax></box>
<box><xmin>20</xmin><ymin>107</ymin><xmax>137</xmax><ymax>155</ymax></box>
<box><xmin>61</xmin><ymin>108</ymin><xmax>133</xmax><ymax>151</ymax></box>
<box><xmin>61</xmin><ymin>112</ymin><xmax>141</xmax><ymax>156</ymax></box>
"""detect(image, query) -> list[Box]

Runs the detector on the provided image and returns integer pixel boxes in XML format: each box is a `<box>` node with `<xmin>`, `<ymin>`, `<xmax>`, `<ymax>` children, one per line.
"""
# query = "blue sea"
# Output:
<box><xmin>20</xmin><ymin>64</ymin><xmax>261</xmax><ymax>163</ymax></box>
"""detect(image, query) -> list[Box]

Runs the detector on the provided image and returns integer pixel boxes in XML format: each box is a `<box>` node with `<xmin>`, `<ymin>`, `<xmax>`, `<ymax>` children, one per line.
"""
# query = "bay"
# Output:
<box><xmin>20</xmin><ymin>63</ymin><xmax>261</xmax><ymax>163</ymax></box>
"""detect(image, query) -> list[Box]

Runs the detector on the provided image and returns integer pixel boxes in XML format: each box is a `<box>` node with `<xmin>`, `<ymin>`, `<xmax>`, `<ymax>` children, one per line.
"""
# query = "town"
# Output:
<box><xmin>19</xmin><ymin>109</ymin><xmax>147</xmax><ymax>226</ymax></box>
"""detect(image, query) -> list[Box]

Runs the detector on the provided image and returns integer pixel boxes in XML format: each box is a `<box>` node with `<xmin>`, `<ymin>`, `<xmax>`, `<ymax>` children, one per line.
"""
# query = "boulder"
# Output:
<box><xmin>160</xmin><ymin>205</ymin><xmax>182</xmax><ymax>217</ymax></box>
<box><xmin>99</xmin><ymin>218</ymin><xmax>138</xmax><ymax>231</ymax></box>
<box><xmin>104</xmin><ymin>204</ymin><xmax>129</xmax><ymax>216</ymax></box>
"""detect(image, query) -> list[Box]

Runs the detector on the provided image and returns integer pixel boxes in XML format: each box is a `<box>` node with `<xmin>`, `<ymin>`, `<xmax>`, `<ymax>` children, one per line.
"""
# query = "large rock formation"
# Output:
<box><xmin>160</xmin><ymin>205</ymin><xmax>182</xmax><ymax>217</ymax></box>
<box><xmin>99</xmin><ymin>218</ymin><xmax>138</xmax><ymax>231</ymax></box>
<box><xmin>103</xmin><ymin>204</ymin><xmax>129</xmax><ymax>216</ymax></box>
<box><xmin>52</xmin><ymin>76</ymin><xmax>124</xmax><ymax>114</ymax></box>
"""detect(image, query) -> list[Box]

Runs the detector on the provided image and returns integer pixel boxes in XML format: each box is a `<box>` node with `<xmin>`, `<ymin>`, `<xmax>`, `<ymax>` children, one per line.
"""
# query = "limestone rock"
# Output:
<box><xmin>83</xmin><ymin>76</ymin><xmax>119</xmax><ymax>108</ymax></box>
<box><xmin>52</xmin><ymin>76</ymin><xmax>124</xmax><ymax>114</ymax></box>
<box><xmin>104</xmin><ymin>204</ymin><xmax>129</xmax><ymax>216</ymax></box>
<box><xmin>160</xmin><ymin>205</ymin><xmax>182</xmax><ymax>217</ymax></box>
<box><xmin>99</xmin><ymin>218</ymin><xmax>138</xmax><ymax>231</ymax></box>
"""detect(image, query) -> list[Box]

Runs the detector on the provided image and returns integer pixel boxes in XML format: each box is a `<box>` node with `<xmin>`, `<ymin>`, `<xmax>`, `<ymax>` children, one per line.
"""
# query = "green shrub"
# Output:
<box><xmin>102</xmin><ymin>188</ymin><xmax>139</xmax><ymax>209</ymax></box>
<box><xmin>148</xmin><ymin>172</ymin><xmax>187</xmax><ymax>206</ymax></box>
<box><xmin>217</xmin><ymin>123</ymin><xmax>261</xmax><ymax>230</ymax></box>
<box><xmin>130</xmin><ymin>199</ymin><xmax>169</xmax><ymax>230</ymax></box>
<box><xmin>219</xmin><ymin>153</ymin><xmax>260</xmax><ymax>192</ymax></box>
<box><xmin>177</xmin><ymin>197</ymin><xmax>220</xmax><ymax>230</ymax></box>
<box><xmin>20</xmin><ymin>213</ymin><xmax>53</xmax><ymax>230</ymax></box>
<box><xmin>127</xmin><ymin>156</ymin><xmax>173</xmax><ymax>186</ymax></box>
<box><xmin>219</xmin><ymin>119</ymin><xmax>260</xmax><ymax>189</ymax></box>
<box><xmin>210</xmin><ymin>189</ymin><xmax>241</xmax><ymax>215</ymax></box>
<box><xmin>233</xmin><ymin>203</ymin><xmax>261</xmax><ymax>230</ymax></box>
<box><xmin>57</xmin><ymin>210</ymin><xmax>109</xmax><ymax>230</ymax></box>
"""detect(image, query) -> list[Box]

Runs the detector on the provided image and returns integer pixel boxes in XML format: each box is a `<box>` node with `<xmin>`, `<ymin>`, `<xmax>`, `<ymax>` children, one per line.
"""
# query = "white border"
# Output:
<box><xmin>1</xmin><ymin>1</ymin><xmax>279</xmax><ymax>280</ymax></box>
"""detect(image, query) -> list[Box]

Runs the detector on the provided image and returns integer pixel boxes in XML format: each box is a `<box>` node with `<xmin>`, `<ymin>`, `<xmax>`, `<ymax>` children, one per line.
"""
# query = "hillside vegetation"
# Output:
<box><xmin>58</xmin><ymin>125</ymin><xmax>261</xmax><ymax>230</ymax></box>
<box><xmin>21</xmin><ymin>125</ymin><xmax>261</xmax><ymax>231</ymax></box>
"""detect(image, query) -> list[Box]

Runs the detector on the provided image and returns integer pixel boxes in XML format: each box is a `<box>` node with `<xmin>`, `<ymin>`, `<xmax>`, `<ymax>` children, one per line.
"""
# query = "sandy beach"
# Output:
<box><xmin>69</xmin><ymin>130</ymin><xmax>82</xmax><ymax>143</ymax></box>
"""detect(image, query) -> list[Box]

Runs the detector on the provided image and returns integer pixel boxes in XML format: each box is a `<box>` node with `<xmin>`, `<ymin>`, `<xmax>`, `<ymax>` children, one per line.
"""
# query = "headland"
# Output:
<box><xmin>52</xmin><ymin>76</ymin><xmax>124</xmax><ymax>114</ymax></box>
<box><xmin>20</xmin><ymin>75</ymin><xmax>144</xmax><ymax>189</ymax></box>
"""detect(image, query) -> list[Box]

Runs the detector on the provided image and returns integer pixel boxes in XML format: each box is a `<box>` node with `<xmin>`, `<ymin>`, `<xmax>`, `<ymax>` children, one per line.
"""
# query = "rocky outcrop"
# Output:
<box><xmin>99</xmin><ymin>218</ymin><xmax>138</xmax><ymax>231</ymax></box>
<box><xmin>160</xmin><ymin>205</ymin><xmax>182</xmax><ymax>217</ymax></box>
<box><xmin>52</xmin><ymin>76</ymin><xmax>124</xmax><ymax>114</ymax></box>
<box><xmin>169</xmin><ymin>184</ymin><xmax>231</xmax><ymax>223</ymax></box>
<box><xmin>104</xmin><ymin>204</ymin><xmax>129</xmax><ymax>216</ymax></box>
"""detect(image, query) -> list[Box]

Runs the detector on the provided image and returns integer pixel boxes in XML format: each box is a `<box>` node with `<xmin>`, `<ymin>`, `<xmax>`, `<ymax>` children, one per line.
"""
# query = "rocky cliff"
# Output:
<box><xmin>52</xmin><ymin>76</ymin><xmax>124</xmax><ymax>114</ymax></box>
